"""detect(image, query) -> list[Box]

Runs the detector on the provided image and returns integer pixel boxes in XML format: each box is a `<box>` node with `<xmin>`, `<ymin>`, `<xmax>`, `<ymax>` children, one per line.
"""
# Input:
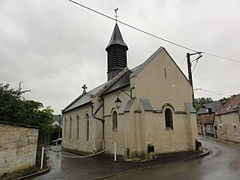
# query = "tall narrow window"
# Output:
<box><xmin>86</xmin><ymin>113</ymin><xmax>90</xmax><ymax>141</ymax></box>
<box><xmin>76</xmin><ymin>114</ymin><xmax>80</xmax><ymax>140</ymax></box>
<box><xmin>233</xmin><ymin>125</ymin><xmax>238</xmax><ymax>136</ymax></box>
<box><xmin>64</xmin><ymin>118</ymin><xmax>67</xmax><ymax>139</ymax></box>
<box><xmin>69</xmin><ymin>116</ymin><xmax>72</xmax><ymax>138</ymax></box>
<box><xmin>165</xmin><ymin>108</ymin><xmax>173</xmax><ymax>130</ymax></box>
<box><xmin>164</xmin><ymin>68</ymin><xmax>167</xmax><ymax>79</ymax></box>
<box><xmin>112</xmin><ymin>111</ymin><xmax>118</xmax><ymax>131</ymax></box>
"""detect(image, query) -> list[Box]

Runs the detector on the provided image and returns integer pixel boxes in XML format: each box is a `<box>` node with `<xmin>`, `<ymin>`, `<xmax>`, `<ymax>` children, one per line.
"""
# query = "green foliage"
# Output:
<box><xmin>218</xmin><ymin>97</ymin><xmax>230</xmax><ymax>104</ymax></box>
<box><xmin>0</xmin><ymin>83</ymin><xmax>54</xmax><ymax>144</ymax></box>
<box><xmin>194</xmin><ymin>97</ymin><xmax>214</xmax><ymax>111</ymax></box>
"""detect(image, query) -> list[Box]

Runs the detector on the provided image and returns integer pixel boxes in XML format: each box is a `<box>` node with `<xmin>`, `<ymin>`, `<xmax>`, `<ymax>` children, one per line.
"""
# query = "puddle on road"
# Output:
<box><xmin>46</xmin><ymin>145</ymin><xmax>62</xmax><ymax>170</ymax></box>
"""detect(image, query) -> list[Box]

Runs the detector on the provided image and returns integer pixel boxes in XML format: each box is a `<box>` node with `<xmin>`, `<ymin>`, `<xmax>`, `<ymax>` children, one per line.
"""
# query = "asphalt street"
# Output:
<box><xmin>33</xmin><ymin>136</ymin><xmax>240</xmax><ymax>180</ymax></box>
<box><xmin>114</xmin><ymin>137</ymin><xmax>240</xmax><ymax>180</ymax></box>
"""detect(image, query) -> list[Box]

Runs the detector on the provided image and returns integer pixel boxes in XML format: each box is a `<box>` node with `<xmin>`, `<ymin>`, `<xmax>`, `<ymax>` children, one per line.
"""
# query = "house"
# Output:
<box><xmin>197</xmin><ymin>101</ymin><xmax>223</xmax><ymax>136</ymax></box>
<box><xmin>0</xmin><ymin>121</ymin><xmax>39</xmax><ymax>177</ymax></box>
<box><xmin>215</xmin><ymin>94</ymin><xmax>240</xmax><ymax>142</ymax></box>
<box><xmin>61</xmin><ymin>23</ymin><xmax>198</xmax><ymax>159</ymax></box>
<box><xmin>51</xmin><ymin>115</ymin><xmax>63</xmax><ymax>128</ymax></box>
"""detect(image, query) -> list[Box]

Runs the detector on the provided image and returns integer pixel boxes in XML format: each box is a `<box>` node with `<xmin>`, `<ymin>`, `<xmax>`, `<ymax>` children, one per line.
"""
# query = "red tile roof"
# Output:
<box><xmin>216</xmin><ymin>94</ymin><xmax>240</xmax><ymax>115</ymax></box>
<box><xmin>198</xmin><ymin>114</ymin><xmax>215</xmax><ymax>124</ymax></box>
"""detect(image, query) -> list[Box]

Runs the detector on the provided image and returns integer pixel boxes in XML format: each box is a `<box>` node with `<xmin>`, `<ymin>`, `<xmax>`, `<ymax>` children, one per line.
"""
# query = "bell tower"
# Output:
<box><xmin>106</xmin><ymin>23</ymin><xmax>128</xmax><ymax>81</ymax></box>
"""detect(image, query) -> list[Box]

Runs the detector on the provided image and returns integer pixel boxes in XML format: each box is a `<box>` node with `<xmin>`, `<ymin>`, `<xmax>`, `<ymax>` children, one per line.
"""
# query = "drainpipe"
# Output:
<box><xmin>238</xmin><ymin>103</ymin><xmax>240</xmax><ymax>124</ymax></box>
<box><xmin>93</xmin><ymin>101</ymin><xmax>105</xmax><ymax>149</ymax></box>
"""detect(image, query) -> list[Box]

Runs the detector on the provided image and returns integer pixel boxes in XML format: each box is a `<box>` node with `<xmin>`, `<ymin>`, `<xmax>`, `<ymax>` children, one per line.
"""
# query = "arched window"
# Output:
<box><xmin>165</xmin><ymin>108</ymin><xmax>173</xmax><ymax>130</ymax></box>
<box><xmin>86</xmin><ymin>113</ymin><xmax>90</xmax><ymax>141</ymax></box>
<box><xmin>112</xmin><ymin>111</ymin><xmax>117</xmax><ymax>131</ymax></box>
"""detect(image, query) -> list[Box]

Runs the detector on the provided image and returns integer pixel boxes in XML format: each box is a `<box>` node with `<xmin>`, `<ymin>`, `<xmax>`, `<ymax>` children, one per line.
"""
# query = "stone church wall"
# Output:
<box><xmin>103</xmin><ymin>87</ymin><xmax>132</xmax><ymax>156</ymax></box>
<box><xmin>0</xmin><ymin>122</ymin><xmax>39</xmax><ymax>177</ymax></box>
<box><xmin>62</xmin><ymin>103</ymin><xmax>103</xmax><ymax>153</ymax></box>
<box><xmin>128</xmin><ymin>48</ymin><xmax>197</xmax><ymax>157</ymax></box>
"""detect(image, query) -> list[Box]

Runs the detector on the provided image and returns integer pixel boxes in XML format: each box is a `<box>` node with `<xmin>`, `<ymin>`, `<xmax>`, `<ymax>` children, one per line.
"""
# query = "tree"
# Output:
<box><xmin>194</xmin><ymin>97</ymin><xmax>214</xmax><ymax>111</ymax></box>
<box><xmin>0</xmin><ymin>83</ymin><xmax>54</xmax><ymax>144</ymax></box>
<box><xmin>218</xmin><ymin>97</ymin><xmax>230</xmax><ymax>105</ymax></box>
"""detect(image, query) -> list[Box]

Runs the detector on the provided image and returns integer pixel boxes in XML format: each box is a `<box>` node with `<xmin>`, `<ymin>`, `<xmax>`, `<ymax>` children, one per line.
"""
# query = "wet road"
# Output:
<box><xmin>115</xmin><ymin>137</ymin><xmax>240</xmax><ymax>180</ymax></box>
<box><xmin>34</xmin><ymin>136</ymin><xmax>240</xmax><ymax>180</ymax></box>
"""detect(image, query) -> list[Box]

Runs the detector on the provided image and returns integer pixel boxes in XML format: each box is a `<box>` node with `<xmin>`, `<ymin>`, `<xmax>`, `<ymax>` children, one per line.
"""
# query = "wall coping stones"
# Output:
<box><xmin>0</xmin><ymin>121</ymin><xmax>39</xmax><ymax>129</ymax></box>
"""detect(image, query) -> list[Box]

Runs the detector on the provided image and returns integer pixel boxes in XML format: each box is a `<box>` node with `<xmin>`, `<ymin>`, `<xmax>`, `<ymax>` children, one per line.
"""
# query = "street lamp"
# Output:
<box><xmin>115</xmin><ymin>97</ymin><xmax>121</xmax><ymax>109</ymax></box>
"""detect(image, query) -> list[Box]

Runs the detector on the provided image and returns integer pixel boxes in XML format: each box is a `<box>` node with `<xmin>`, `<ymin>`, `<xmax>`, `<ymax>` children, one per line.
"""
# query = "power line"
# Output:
<box><xmin>67</xmin><ymin>0</ymin><xmax>240</xmax><ymax>63</ymax></box>
<box><xmin>179</xmin><ymin>56</ymin><xmax>187</xmax><ymax>67</ymax></box>
<box><xmin>192</xmin><ymin>60</ymin><xmax>199</xmax><ymax>73</ymax></box>
<box><xmin>204</xmin><ymin>52</ymin><xmax>240</xmax><ymax>63</ymax></box>
<box><xmin>194</xmin><ymin>88</ymin><xmax>230</xmax><ymax>96</ymax></box>
<box><xmin>67</xmin><ymin>0</ymin><xmax>198</xmax><ymax>52</ymax></box>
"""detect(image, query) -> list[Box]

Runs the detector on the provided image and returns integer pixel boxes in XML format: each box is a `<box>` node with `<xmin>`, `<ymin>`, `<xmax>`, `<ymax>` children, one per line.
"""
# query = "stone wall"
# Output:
<box><xmin>215</xmin><ymin>112</ymin><xmax>240</xmax><ymax>142</ymax></box>
<box><xmin>0</xmin><ymin>122</ymin><xmax>39</xmax><ymax>177</ymax></box>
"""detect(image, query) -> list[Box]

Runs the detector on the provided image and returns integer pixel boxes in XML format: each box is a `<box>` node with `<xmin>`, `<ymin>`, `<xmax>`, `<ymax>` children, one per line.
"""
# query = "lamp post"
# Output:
<box><xmin>115</xmin><ymin>97</ymin><xmax>121</xmax><ymax>109</ymax></box>
<box><xmin>114</xmin><ymin>88</ymin><xmax>133</xmax><ymax>109</ymax></box>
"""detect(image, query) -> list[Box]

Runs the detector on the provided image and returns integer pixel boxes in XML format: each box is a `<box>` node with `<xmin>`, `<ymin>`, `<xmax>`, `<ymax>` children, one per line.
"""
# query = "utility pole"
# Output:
<box><xmin>186</xmin><ymin>52</ymin><xmax>203</xmax><ymax>108</ymax></box>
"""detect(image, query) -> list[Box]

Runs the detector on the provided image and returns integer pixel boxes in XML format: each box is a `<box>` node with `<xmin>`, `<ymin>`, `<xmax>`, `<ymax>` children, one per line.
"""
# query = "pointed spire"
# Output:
<box><xmin>106</xmin><ymin>23</ymin><xmax>128</xmax><ymax>81</ymax></box>
<box><xmin>106</xmin><ymin>23</ymin><xmax>128</xmax><ymax>50</ymax></box>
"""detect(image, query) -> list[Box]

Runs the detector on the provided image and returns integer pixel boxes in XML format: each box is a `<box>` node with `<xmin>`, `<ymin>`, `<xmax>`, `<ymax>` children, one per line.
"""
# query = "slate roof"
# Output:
<box><xmin>63</xmin><ymin>46</ymin><xmax>190</xmax><ymax>113</ymax></box>
<box><xmin>140</xmin><ymin>98</ymin><xmax>153</xmax><ymax>111</ymax></box>
<box><xmin>62</xmin><ymin>83</ymin><xmax>107</xmax><ymax>113</ymax></box>
<box><xmin>124</xmin><ymin>97</ymin><xmax>136</xmax><ymax>112</ymax></box>
<box><xmin>197</xmin><ymin>101</ymin><xmax>223</xmax><ymax>115</ymax></box>
<box><xmin>102</xmin><ymin>70</ymin><xmax>131</xmax><ymax>96</ymax></box>
<box><xmin>185</xmin><ymin>103</ymin><xmax>196</xmax><ymax>113</ymax></box>
<box><xmin>106</xmin><ymin>23</ymin><xmax>128</xmax><ymax>50</ymax></box>
<box><xmin>216</xmin><ymin>94</ymin><xmax>240</xmax><ymax>115</ymax></box>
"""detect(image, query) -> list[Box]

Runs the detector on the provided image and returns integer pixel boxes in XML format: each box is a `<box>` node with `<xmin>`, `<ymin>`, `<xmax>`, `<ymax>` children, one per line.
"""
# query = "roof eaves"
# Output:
<box><xmin>62</xmin><ymin>101</ymin><xmax>92</xmax><ymax>114</ymax></box>
<box><xmin>62</xmin><ymin>92</ymin><xmax>87</xmax><ymax>113</ymax></box>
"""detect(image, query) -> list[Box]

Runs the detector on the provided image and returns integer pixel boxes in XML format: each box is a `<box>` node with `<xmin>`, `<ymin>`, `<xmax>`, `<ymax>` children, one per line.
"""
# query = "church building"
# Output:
<box><xmin>62</xmin><ymin>23</ymin><xmax>198</xmax><ymax>159</ymax></box>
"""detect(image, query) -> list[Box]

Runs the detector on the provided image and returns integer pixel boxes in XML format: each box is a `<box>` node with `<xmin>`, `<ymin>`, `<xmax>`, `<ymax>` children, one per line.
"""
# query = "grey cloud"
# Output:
<box><xmin>1</xmin><ymin>0</ymin><xmax>239</xmax><ymax>113</ymax></box>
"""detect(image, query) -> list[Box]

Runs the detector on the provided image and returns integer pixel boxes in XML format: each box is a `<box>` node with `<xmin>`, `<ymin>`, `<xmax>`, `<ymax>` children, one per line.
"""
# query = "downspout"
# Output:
<box><xmin>93</xmin><ymin>101</ymin><xmax>105</xmax><ymax>149</ymax></box>
<box><xmin>238</xmin><ymin>103</ymin><xmax>240</xmax><ymax>123</ymax></box>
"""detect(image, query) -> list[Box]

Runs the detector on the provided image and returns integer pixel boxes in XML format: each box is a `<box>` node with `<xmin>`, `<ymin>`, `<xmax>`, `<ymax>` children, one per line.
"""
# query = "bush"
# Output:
<box><xmin>0</xmin><ymin>83</ymin><xmax>54</xmax><ymax>144</ymax></box>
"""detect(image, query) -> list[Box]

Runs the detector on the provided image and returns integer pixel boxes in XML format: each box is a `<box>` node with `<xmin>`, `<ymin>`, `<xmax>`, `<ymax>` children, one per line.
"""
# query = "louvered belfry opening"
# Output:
<box><xmin>106</xmin><ymin>23</ymin><xmax>128</xmax><ymax>81</ymax></box>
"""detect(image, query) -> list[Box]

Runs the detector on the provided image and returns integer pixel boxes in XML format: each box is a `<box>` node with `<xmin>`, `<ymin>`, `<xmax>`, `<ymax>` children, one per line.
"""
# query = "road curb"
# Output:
<box><xmin>199</xmin><ymin>135</ymin><xmax>240</xmax><ymax>145</ymax></box>
<box><xmin>16</xmin><ymin>167</ymin><xmax>50</xmax><ymax>180</ymax></box>
<box><xmin>183</xmin><ymin>147</ymin><xmax>210</xmax><ymax>161</ymax></box>
<box><xmin>94</xmin><ymin>149</ymin><xmax>210</xmax><ymax>179</ymax></box>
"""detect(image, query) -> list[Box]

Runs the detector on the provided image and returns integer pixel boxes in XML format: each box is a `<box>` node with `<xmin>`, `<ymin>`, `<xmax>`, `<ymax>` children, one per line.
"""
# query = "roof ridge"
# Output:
<box><xmin>130</xmin><ymin>46</ymin><xmax>164</xmax><ymax>78</ymax></box>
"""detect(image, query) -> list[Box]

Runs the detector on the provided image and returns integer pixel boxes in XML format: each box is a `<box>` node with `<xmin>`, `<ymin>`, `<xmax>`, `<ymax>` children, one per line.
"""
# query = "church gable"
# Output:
<box><xmin>132</xmin><ymin>47</ymin><xmax>193</xmax><ymax>111</ymax></box>
<box><xmin>131</xmin><ymin>47</ymin><xmax>189</xmax><ymax>84</ymax></box>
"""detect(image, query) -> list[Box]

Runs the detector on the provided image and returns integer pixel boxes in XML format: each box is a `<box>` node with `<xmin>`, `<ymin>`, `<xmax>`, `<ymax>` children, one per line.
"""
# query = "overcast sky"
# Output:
<box><xmin>1</xmin><ymin>0</ymin><xmax>240</xmax><ymax>114</ymax></box>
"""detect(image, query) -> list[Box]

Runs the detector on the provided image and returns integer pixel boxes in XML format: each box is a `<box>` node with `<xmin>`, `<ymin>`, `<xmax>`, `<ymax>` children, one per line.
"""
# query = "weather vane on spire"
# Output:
<box><xmin>114</xmin><ymin>8</ymin><xmax>119</xmax><ymax>22</ymax></box>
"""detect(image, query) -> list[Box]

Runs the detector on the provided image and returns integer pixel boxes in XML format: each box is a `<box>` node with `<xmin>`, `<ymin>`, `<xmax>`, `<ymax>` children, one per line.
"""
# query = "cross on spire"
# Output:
<box><xmin>114</xmin><ymin>8</ymin><xmax>118</xmax><ymax>22</ymax></box>
<box><xmin>82</xmin><ymin>84</ymin><xmax>87</xmax><ymax>93</ymax></box>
